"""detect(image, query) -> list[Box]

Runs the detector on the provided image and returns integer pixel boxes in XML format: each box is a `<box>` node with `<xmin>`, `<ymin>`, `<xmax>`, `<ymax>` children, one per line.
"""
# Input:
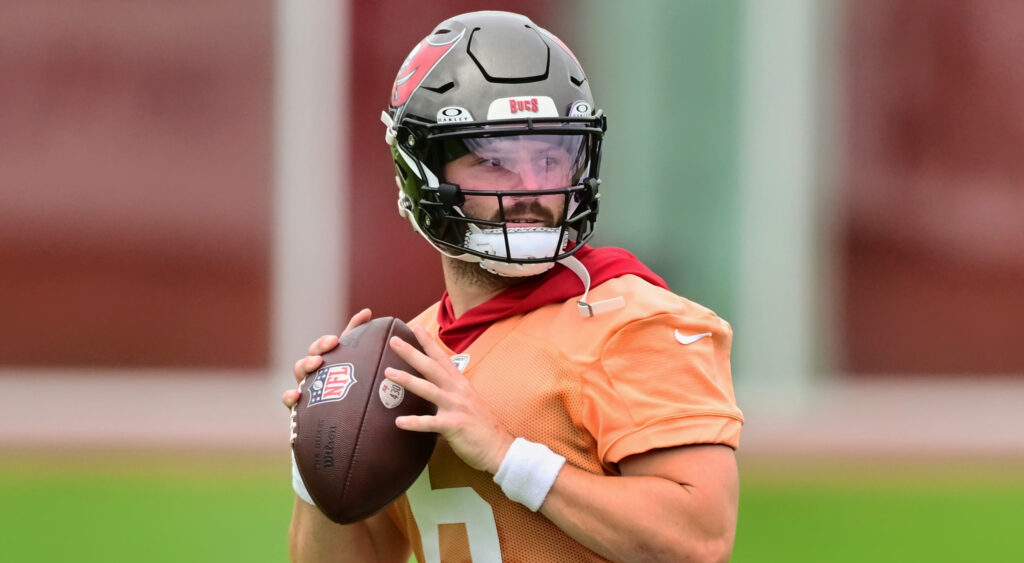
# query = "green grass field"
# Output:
<box><xmin>732</xmin><ymin>459</ymin><xmax>1024</xmax><ymax>562</ymax></box>
<box><xmin>2</xmin><ymin>452</ymin><xmax>1022</xmax><ymax>562</ymax></box>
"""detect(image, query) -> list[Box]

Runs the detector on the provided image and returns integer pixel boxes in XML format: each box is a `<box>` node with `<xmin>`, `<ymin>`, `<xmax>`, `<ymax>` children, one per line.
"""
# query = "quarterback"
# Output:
<box><xmin>283</xmin><ymin>10</ymin><xmax>743</xmax><ymax>563</ymax></box>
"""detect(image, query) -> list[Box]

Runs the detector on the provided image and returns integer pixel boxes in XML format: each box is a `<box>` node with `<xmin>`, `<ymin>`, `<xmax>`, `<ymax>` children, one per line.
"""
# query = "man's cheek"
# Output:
<box><xmin>459</xmin><ymin>198</ymin><xmax>495</xmax><ymax>222</ymax></box>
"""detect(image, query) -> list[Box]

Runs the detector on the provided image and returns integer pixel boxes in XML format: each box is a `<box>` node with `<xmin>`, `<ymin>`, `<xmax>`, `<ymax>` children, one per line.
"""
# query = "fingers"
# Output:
<box><xmin>394</xmin><ymin>414</ymin><xmax>440</xmax><ymax>433</ymax></box>
<box><xmin>282</xmin><ymin>388</ymin><xmax>301</xmax><ymax>408</ymax></box>
<box><xmin>388</xmin><ymin>326</ymin><xmax>458</xmax><ymax>387</ymax></box>
<box><xmin>410</xmin><ymin>325</ymin><xmax>458</xmax><ymax>368</ymax></box>
<box><xmin>383</xmin><ymin>367</ymin><xmax>446</xmax><ymax>435</ymax></box>
<box><xmin>388</xmin><ymin>336</ymin><xmax>443</xmax><ymax>388</ymax></box>
<box><xmin>384</xmin><ymin>366</ymin><xmax>442</xmax><ymax>405</ymax></box>
<box><xmin>306</xmin><ymin>334</ymin><xmax>339</xmax><ymax>356</ymax></box>
<box><xmin>298</xmin><ymin>309</ymin><xmax>372</xmax><ymax>365</ymax></box>
<box><xmin>286</xmin><ymin>308</ymin><xmax>373</xmax><ymax>411</ymax></box>
<box><xmin>293</xmin><ymin>355</ymin><xmax>324</xmax><ymax>384</ymax></box>
<box><xmin>341</xmin><ymin>308</ymin><xmax>373</xmax><ymax>338</ymax></box>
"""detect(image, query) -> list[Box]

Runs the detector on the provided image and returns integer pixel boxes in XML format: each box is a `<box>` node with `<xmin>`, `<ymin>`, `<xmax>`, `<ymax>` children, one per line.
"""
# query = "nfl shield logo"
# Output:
<box><xmin>308</xmin><ymin>363</ymin><xmax>357</xmax><ymax>407</ymax></box>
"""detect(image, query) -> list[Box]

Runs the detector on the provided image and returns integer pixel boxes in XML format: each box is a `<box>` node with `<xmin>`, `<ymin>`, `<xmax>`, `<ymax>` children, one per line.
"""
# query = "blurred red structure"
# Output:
<box><xmin>10</xmin><ymin>0</ymin><xmax>1015</xmax><ymax>376</ymax></box>
<box><xmin>0</xmin><ymin>1</ymin><xmax>272</xmax><ymax>368</ymax></box>
<box><xmin>842</xmin><ymin>0</ymin><xmax>1024</xmax><ymax>374</ymax></box>
<box><xmin>0</xmin><ymin>1</ymin><xmax>553</xmax><ymax>369</ymax></box>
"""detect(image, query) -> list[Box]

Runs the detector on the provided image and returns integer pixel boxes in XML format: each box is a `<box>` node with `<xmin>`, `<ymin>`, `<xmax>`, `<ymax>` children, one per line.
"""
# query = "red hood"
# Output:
<box><xmin>437</xmin><ymin>245</ymin><xmax>668</xmax><ymax>353</ymax></box>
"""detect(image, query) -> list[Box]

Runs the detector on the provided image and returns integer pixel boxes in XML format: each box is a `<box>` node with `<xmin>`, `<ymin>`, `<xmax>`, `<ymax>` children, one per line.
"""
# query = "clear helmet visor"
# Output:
<box><xmin>412</xmin><ymin>132</ymin><xmax>599</xmax><ymax>274</ymax></box>
<box><xmin>440</xmin><ymin>134</ymin><xmax>589</xmax><ymax>193</ymax></box>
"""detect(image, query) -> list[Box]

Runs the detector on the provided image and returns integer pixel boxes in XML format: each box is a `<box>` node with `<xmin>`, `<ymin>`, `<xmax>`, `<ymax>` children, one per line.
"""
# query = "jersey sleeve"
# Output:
<box><xmin>581</xmin><ymin>310</ymin><xmax>743</xmax><ymax>469</ymax></box>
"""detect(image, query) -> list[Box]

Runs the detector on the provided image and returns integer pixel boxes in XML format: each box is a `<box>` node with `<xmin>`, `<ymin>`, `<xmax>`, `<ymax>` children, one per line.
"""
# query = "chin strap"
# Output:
<box><xmin>557</xmin><ymin>255</ymin><xmax>625</xmax><ymax>317</ymax></box>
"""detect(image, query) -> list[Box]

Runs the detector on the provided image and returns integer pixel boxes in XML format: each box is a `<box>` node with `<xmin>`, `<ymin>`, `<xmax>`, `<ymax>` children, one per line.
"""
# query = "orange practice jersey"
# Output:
<box><xmin>386</xmin><ymin>274</ymin><xmax>744</xmax><ymax>563</ymax></box>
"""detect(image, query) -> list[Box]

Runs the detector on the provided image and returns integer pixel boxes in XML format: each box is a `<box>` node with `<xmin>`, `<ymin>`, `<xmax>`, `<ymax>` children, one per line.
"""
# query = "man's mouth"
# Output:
<box><xmin>496</xmin><ymin>199</ymin><xmax>559</xmax><ymax>227</ymax></box>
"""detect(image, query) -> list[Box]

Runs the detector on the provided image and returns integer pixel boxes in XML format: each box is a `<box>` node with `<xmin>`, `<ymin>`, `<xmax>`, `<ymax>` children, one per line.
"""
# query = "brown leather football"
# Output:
<box><xmin>291</xmin><ymin>316</ymin><xmax>437</xmax><ymax>524</ymax></box>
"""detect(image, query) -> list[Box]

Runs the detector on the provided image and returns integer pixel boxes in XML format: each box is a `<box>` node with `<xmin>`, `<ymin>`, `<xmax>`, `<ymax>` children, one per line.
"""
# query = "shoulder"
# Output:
<box><xmin>518</xmin><ymin>275</ymin><xmax>742</xmax><ymax>460</ymax></box>
<box><xmin>595</xmin><ymin>275</ymin><xmax>726</xmax><ymax>325</ymax></box>
<box><xmin>599</xmin><ymin>275</ymin><xmax>732</xmax><ymax>346</ymax></box>
<box><xmin>516</xmin><ymin>275</ymin><xmax>730</xmax><ymax>355</ymax></box>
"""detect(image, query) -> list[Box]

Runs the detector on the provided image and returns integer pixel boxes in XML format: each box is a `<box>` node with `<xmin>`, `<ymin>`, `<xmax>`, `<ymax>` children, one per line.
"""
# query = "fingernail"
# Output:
<box><xmin>390</xmin><ymin>336</ymin><xmax>402</xmax><ymax>348</ymax></box>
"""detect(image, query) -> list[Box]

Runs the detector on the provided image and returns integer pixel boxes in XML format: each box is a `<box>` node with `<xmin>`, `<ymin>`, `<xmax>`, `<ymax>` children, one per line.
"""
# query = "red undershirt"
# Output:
<box><xmin>436</xmin><ymin>245</ymin><xmax>669</xmax><ymax>353</ymax></box>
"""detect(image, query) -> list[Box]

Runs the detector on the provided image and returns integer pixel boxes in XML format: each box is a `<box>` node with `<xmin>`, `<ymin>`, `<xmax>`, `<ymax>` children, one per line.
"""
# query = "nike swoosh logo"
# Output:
<box><xmin>675</xmin><ymin>330</ymin><xmax>712</xmax><ymax>345</ymax></box>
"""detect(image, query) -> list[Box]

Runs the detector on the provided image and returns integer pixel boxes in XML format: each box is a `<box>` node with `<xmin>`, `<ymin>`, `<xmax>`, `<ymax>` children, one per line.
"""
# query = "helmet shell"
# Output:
<box><xmin>389</xmin><ymin>11</ymin><xmax>594</xmax><ymax>127</ymax></box>
<box><xmin>384</xmin><ymin>11</ymin><xmax>606</xmax><ymax>270</ymax></box>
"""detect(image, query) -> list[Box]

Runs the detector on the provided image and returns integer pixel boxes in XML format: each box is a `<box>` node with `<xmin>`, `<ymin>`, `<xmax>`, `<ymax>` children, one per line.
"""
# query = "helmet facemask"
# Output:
<box><xmin>396</xmin><ymin>120</ymin><xmax>603</xmax><ymax>276</ymax></box>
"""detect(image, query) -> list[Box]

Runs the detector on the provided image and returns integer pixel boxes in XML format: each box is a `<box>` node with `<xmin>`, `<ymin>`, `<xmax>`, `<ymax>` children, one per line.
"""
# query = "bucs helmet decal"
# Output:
<box><xmin>391</xmin><ymin>29</ymin><xmax>466</xmax><ymax>109</ymax></box>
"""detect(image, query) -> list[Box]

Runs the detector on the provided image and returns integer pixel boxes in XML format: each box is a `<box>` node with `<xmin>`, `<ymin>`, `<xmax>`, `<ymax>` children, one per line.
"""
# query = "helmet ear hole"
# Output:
<box><xmin>418</xmin><ymin>204</ymin><xmax>445</xmax><ymax>231</ymax></box>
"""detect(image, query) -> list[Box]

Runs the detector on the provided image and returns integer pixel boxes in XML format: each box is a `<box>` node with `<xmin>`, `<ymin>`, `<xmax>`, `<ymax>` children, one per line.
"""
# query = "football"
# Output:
<box><xmin>291</xmin><ymin>316</ymin><xmax>438</xmax><ymax>524</ymax></box>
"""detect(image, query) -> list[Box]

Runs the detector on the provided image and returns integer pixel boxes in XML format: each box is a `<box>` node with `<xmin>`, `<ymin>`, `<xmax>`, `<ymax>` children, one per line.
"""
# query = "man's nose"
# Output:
<box><xmin>512</xmin><ymin>162</ymin><xmax>543</xmax><ymax>191</ymax></box>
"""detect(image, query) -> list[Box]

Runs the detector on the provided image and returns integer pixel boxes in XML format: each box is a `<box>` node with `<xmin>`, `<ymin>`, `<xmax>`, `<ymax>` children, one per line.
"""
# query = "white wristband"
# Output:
<box><xmin>291</xmin><ymin>450</ymin><xmax>315</xmax><ymax>506</ymax></box>
<box><xmin>492</xmin><ymin>437</ymin><xmax>566</xmax><ymax>512</ymax></box>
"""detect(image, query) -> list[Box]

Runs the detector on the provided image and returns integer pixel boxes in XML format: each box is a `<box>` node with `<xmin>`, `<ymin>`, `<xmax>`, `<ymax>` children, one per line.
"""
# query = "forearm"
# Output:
<box><xmin>539</xmin><ymin>465</ymin><xmax>736</xmax><ymax>563</ymax></box>
<box><xmin>289</xmin><ymin>498</ymin><xmax>409</xmax><ymax>563</ymax></box>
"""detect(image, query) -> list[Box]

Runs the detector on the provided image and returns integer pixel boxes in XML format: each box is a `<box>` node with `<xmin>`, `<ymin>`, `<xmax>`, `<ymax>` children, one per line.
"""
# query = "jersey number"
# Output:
<box><xmin>407</xmin><ymin>468</ymin><xmax>503</xmax><ymax>562</ymax></box>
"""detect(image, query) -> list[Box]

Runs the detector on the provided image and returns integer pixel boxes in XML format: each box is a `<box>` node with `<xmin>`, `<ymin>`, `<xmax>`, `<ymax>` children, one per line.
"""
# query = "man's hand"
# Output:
<box><xmin>282</xmin><ymin>308</ymin><xmax>373</xmax><ymax>409</ymax></box>
<box><xmin>285</xmin><ymin>308</ymin><xmax>413</xmax><ymax>562</ymax></box>
<box><xmin>383</xmin><ymin>324</ymin><xmax>515</xmax><ymax>475</ymax></box>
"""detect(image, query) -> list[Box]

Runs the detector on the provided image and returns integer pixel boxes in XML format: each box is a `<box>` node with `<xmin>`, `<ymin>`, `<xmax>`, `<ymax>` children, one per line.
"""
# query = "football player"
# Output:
<box><xmin>283</xmin><ymin>10</ymin><xmax>743</xmax><ymax>563</ymax></box>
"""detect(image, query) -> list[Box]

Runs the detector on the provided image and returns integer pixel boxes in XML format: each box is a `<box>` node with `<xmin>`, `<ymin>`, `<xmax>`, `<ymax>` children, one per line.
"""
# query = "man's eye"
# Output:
<box><xmin>541</xmin><ymin>156</ymin><xmax>566</xmax><ymax>168</ymax></box>
<box><xmin>474</xmin><ymin>158</ymin><xmax>502</xmax><ymax>168</ymax></box>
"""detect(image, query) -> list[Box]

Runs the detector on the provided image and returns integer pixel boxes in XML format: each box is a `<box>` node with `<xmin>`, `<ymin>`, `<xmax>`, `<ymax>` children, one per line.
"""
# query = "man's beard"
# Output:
<box><xmin>443</xmin><ymin>254</ymin><xmax>527</xmax><ymax>292</ymax></box>
<box><xmin>442</xmin><ymin>196</ymin><xmax>564</xmax><ymax>288</ymax></box>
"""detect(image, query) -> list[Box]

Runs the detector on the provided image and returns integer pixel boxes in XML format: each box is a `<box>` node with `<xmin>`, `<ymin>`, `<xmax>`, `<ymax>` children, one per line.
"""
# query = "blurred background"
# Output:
<box><xmin>2</xmin><ymin>0</ymin><xmax>1022</xmax><ymax>561</ymax></box>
